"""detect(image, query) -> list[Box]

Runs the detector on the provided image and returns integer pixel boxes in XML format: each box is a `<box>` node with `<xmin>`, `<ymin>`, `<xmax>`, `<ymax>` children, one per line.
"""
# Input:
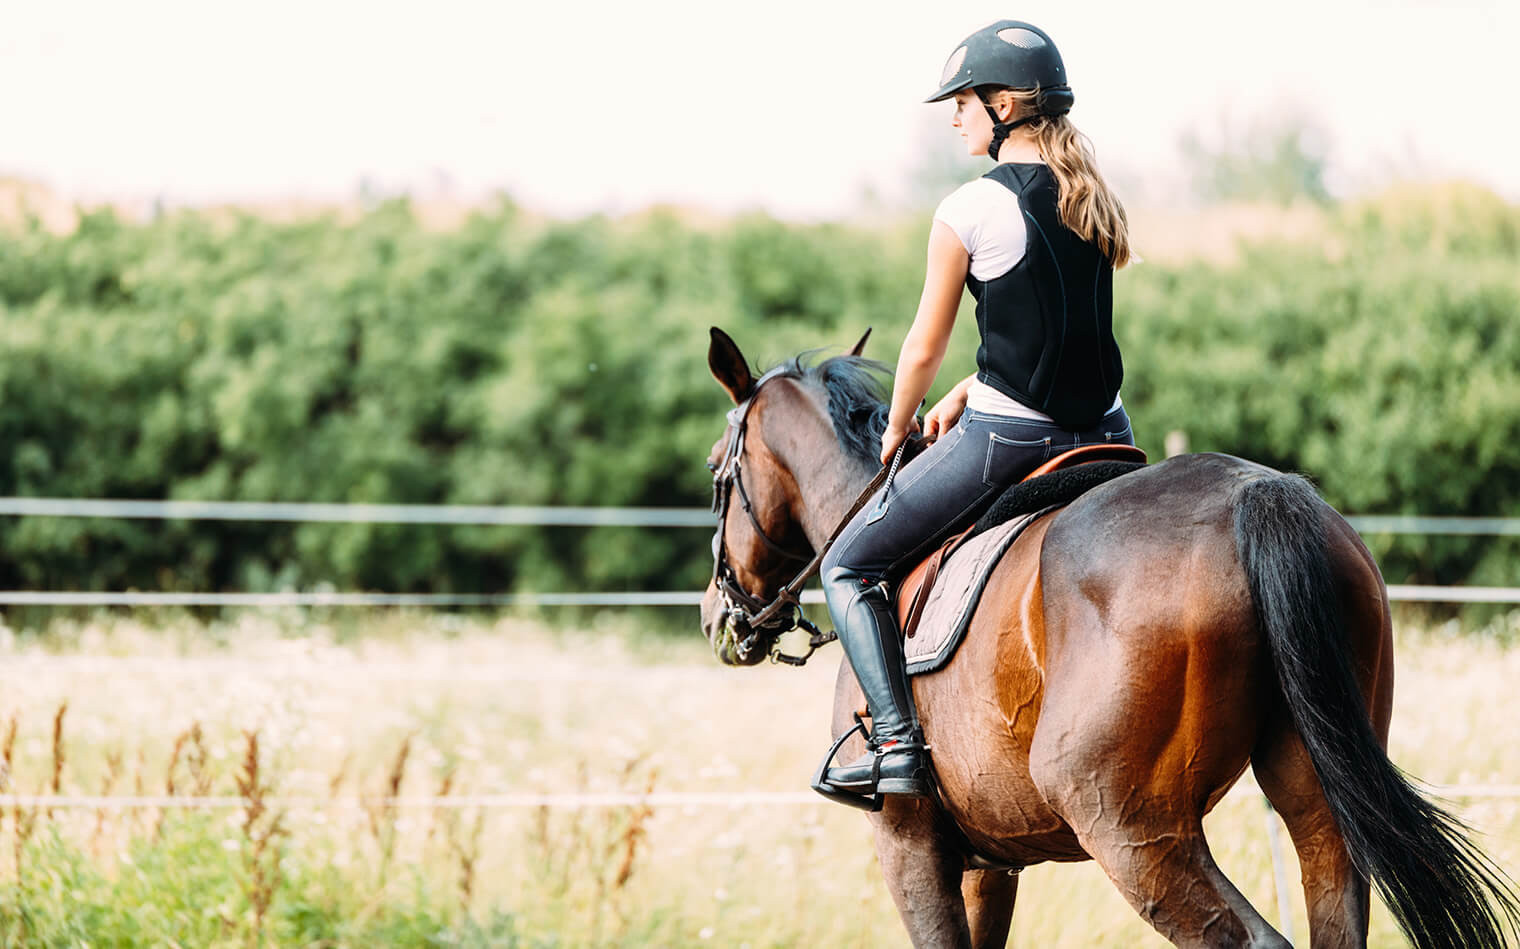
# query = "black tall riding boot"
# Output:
<box><xmin>817</xmin><ymin>567</ymin><xmax>931</xmax><ymax>796</ymax></box>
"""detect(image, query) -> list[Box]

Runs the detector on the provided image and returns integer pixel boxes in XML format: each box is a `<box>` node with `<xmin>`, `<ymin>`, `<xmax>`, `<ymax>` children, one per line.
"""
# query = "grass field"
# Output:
<box><xmin>0</xmin><ymin>610</ymin><xmax>1516</xmax><ymax>947</ymax></box>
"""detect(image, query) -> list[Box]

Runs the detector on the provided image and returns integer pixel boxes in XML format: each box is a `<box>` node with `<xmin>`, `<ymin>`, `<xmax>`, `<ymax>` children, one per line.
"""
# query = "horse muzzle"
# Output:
<box><xmin>713</xmin><ymin>611</ymin><xmax>774</xmax><ymax>666</ymax></box>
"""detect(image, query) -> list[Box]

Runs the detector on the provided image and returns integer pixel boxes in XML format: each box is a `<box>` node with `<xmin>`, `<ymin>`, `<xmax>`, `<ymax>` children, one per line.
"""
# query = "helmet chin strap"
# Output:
<box><xmin>975</xmin><ymin>88</ymin><xmax>1044</xmax><ymax>160</ymax></box>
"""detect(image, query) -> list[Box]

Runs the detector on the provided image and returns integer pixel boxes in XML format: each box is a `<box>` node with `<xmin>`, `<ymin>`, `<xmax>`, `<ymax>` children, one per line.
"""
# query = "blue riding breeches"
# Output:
<box><xmin>821</xmin><ymin>404</ymin><xmax>1136</xmax><ymax>594</ymax></box>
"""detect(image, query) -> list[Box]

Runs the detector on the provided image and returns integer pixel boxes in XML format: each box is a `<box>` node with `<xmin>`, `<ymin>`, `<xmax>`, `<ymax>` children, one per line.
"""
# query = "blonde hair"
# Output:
<box><xmin>985</xmin><ymin>87</ymin><xmax>1131</xmax><ymax>268</ymax></box>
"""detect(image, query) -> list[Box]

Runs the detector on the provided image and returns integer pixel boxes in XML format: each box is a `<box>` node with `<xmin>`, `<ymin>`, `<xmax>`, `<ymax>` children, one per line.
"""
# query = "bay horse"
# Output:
<box><xmin>697</xmin><ymin>327</ymin><xmax>1519</xmax><ymax>948</ymax></box>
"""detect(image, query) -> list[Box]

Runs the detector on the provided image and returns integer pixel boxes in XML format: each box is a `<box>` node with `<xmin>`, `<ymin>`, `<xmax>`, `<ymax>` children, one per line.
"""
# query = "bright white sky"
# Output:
<box><xmin>3</xmin><ymin>0</ymin><xmax>1516</xmax><ymax>219</ymax></box>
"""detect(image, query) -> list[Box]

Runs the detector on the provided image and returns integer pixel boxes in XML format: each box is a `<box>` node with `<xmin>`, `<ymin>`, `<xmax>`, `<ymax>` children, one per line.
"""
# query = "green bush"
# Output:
<box><xmin>0</xmin><ymin>184</ymin><xmax>1515</xmax><ymax>601</ymax></box>
<box><xmin>1119</xmin><ymin>184</ymin><xmax>1520</xmax><ymax>587</ymax></box>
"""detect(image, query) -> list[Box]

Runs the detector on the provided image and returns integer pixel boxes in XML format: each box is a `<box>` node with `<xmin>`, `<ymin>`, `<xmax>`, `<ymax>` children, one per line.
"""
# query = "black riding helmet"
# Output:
<box><xmin>925</xmin><ymin>20</ymin><xmax>1074</xmax><ymax>160</ymax></box>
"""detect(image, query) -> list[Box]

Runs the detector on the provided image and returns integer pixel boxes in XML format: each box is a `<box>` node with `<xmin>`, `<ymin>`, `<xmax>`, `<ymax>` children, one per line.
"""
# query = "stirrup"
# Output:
<box><xmin>810</xmin><ymin>718</ymin><xmax>884</xmax><ymax>811</ymax></box>
<box><xmin>810</xmin><ymin>715</ymin><xmax>932</xmax><ymax>810</ymax></box>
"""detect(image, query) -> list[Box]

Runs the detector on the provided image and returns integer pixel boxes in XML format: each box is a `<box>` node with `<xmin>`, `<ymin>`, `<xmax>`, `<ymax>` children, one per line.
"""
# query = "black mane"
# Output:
<box><xmin>769</xmin><ymin>350</ymin><xmax>892</xmax><ymax>469</ymax></box>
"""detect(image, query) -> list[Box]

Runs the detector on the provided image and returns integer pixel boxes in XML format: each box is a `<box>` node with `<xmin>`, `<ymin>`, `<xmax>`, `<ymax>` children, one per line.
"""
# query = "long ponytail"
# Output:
<box><xmin>989</xmin><ymin>87</ymin><xmax>1131</xmax><ymax>268</ymax></box>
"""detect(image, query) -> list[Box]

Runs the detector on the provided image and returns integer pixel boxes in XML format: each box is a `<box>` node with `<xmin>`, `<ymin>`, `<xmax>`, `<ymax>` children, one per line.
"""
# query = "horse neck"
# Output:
<box><xmin>761</xmin><ymin>385</ymin><xmax>878</xmax><ymax>552</ymax></box>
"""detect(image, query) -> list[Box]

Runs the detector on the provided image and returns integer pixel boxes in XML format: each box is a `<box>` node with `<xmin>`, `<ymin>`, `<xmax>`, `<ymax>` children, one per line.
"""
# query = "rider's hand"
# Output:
<box><xmin>880</xmin><ymin>416</ymin><xmax>922</xmax><ymax>466</ymax></box>
<box><xmin>924</xmin><ymin>389</ymin><xmax>968</xmax><ymax>439</ymax></box>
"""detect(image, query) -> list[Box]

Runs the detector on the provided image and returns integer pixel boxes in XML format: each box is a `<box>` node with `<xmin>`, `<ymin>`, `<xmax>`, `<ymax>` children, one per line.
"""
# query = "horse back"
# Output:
<box><xmin>1039</xmin><ymin>451</ymin><xmax>1386</xmax><ymax>698</ymax></box>
<box><xmin>1040</xmin><ymin>452</ymin><xmax>1265</xmax><ymax>654</ymax></box>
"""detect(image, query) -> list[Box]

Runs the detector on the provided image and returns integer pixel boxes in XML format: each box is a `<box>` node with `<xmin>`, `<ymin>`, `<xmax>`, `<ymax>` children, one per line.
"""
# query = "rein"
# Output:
<box><xmin>710</xmin><ymin>369</ymin><xmax>910</xmax><ymax>666</ymax></box>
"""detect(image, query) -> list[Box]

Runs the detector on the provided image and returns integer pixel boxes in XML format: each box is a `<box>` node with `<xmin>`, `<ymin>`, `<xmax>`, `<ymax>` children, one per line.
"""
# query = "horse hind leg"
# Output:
<box><xmin>1029</xmin><ymin>683</ymin><xmax>1288</xmax><ymax>946</ymax></box>
<box><xmin>1054</xmin><ymin>799</ymin><xmax>1288</xmax><ymax>948</ymax></box>
<box><xmin>1244</xmin><ymin>493</ymin><xmax>1391</xmax><ymax>948</ymax></box>
<box><xmin>1253</xmin><ymin>717</ymin><xmax>1370</xmax><ymax>948</ymax></box>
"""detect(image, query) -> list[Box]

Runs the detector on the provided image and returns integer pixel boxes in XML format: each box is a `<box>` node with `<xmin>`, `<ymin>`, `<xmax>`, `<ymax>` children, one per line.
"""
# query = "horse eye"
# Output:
<box><xmin>706</xmin><ymin>461</ymin><xmax>719</xmax><ymax>473</ymax></box>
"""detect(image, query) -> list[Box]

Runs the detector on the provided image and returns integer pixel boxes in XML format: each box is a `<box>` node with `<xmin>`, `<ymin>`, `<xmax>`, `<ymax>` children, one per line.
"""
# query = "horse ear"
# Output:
<box><xmin>708</xmin><ymin>327</ymin><xmax>755</xmax><ymax>405</ymax></box>
<box><xmin>847</xmin><ymin>327</ymin><xmax>872</xmax><ymax>357</ymax></box>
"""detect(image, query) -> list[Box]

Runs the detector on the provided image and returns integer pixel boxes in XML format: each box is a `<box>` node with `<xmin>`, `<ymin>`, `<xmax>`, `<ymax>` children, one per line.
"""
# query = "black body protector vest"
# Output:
<box><xmin>966</xmin><ymin>163</ymin><xmax>1122</xmax><ymax>430</ymax></box>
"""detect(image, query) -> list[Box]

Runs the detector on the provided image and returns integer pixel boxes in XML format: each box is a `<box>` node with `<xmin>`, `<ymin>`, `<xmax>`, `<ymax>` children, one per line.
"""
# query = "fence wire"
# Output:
<box><xmin>3</xmin><ymin>784</ymin><xmax>1517</xmax><ymax>811</ymax></box>
<box><xmin>2</xmin><ymin>497</ymin><xmax>1519</xmax><ymax>535</ymax></box>
<box><xmin>0</xmin><ymin>499</ymin><xmax>1516</xmax><ymax>604</ymax></box>
<box><xmin>2</xmin><ymin>587</ymin><xmax>1519</xmax><ymax>606</ymax></box>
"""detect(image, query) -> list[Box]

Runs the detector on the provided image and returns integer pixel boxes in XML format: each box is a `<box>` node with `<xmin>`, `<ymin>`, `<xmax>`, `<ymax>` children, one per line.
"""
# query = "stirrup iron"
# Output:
<box><xmin>810</xmin><ymin>717</ymin><xmax>884</xmax><ymax>812</ymax></box>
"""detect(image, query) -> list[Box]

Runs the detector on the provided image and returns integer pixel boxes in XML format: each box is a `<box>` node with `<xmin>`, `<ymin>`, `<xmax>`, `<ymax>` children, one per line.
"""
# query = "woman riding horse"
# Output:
<box><xmin>701</xmin><ymin>328</ymin><xmax>1520</xmax><ymax>946</ymax></box>
<box><xmin>697</xmin><ymin>19</ymin><xmax>1520</xmax><ymax>948</ymax></box>
<box><xmin>819</xmin><ymin>20</ymin><xmax>1135</xmax><ymax>798</ymax></box>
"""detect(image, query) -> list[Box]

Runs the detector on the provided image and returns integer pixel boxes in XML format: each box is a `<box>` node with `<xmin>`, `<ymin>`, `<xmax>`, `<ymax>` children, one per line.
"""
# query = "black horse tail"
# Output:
<box><xmin>1233</xmin><ymin>474</ymin><xmax>1520</xmax><ymax>949</ymax></box>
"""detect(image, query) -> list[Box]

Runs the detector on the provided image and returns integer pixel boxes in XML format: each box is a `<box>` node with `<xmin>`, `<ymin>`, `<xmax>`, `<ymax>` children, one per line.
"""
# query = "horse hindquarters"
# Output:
<box><xmin>1024</xmin><ymin>649</ymin><xmax>1288</xmax><ymax>947</ymax></box>
<box><xmin>1026</xmin><ymin>457</ymin><xmax>1291</xmax><ymax>946</ymax></box>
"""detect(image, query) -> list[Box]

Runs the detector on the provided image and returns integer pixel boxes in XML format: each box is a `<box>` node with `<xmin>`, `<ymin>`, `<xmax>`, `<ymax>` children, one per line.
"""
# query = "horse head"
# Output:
<box><xmin>698</xmin><ymin>326</ymin><xmax>876</xmax><ymax>665</ymax></box>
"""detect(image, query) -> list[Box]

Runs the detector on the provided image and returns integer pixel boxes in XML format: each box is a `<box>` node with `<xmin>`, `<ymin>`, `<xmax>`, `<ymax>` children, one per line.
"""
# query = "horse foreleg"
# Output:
<box><xmin>961</xmin><ymin>868</ymin><xmax>1017</xmax><ymax>948</ymax></box>
<box><xmin>834</xmin><ymin>660</ymin><xmax>979</xmax><ymax>946</ymax></box>
<box><xmin>872</xmin><ymin>796</ymin><xmax>975</xmax><ymax>949</ymax></box>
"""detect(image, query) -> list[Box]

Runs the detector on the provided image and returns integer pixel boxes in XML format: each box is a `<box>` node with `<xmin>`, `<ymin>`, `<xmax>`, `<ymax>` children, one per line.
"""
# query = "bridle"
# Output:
<box><xmin>708</xmin><ymin>368</ymin><xmax>907</xmax><ymax>666</ymax></box>
<box><xmin>709</xmin><ymin>369</ymin><xmax>819</xmax><ymax>664</ymax></box>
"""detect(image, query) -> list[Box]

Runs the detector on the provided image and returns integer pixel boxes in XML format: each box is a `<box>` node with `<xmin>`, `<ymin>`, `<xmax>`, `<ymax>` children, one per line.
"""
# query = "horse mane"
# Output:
<box><xmin>769</xmin><ymin>350</ymin><xmax>892</xmax><ymax>470</ymax></box>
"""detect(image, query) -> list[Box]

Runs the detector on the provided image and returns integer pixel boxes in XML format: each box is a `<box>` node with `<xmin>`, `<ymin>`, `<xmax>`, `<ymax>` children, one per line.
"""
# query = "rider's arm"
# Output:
<box><xmin>945</xmin><ymin>372</ymin><xmax>977</xmax><ymax>403</ymax></box>
<box><xmin>923</xmin><ymin>371</ymin><xmax>978</xmax><ymax>438</ymax></box>
<box><xmin>881</xmin><ymin>220</ymin><xmax>971</xmax><ymax>462</ymax></box>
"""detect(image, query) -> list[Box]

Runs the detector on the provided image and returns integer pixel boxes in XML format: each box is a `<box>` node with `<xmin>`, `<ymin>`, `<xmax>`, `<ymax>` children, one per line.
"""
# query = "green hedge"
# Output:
<box><xmin>1</xmin><ymin>184</ymin><xmax>1516</xmax><ymax>599</ymax></box>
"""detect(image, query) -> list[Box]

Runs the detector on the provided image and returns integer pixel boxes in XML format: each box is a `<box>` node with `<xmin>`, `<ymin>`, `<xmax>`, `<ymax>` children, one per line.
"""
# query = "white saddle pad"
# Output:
<box><xmin>903</xmin><ymin>511</ymin><xmax>1039</xmax><ymax>676</ymax></box>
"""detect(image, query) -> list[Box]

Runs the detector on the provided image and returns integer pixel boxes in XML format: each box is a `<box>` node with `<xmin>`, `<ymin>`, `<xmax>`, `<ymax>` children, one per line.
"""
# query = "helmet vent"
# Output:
<box><xmin>940</xmin><ymin>46</ymin><xmax>967</xmax><ymax>85</ymax></box>
<box><xmin>996</xmin><ymin>28</ymin><xmax>1046</xmax><ymax>50</ymax></box>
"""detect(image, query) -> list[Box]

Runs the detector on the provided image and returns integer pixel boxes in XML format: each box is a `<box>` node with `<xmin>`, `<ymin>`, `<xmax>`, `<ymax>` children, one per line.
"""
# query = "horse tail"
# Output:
<box><xmin>1233</xmin><ymin>473</ymin><xmax>1520</xmax><ymax>949</ymax></box>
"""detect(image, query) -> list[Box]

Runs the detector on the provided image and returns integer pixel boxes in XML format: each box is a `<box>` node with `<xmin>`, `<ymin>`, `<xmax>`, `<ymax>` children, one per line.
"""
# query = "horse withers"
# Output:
<box><xmin>697</xmin><ymin>327</ymin><xmax>1519</xmax><ymax>949</ymax></box>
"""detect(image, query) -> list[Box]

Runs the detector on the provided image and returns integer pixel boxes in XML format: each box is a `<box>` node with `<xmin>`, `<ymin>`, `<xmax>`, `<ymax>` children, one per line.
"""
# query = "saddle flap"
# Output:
<box><xmin>895</xmin><ymin>561</ymin><xmax>932</xmax><ymax>638</ymax></box>
<box><xmin>896</xmin><ymin>524</ymin><xmax>977</xmax><ymax>639</ymax></box>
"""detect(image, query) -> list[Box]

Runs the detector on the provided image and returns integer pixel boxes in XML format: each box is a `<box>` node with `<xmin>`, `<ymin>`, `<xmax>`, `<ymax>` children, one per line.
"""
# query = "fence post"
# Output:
<box><xmin>1263</xmin><ymin>796</ymin><xmax>1295</xmax><ymax>943</ymax></box>
<box><xmin>1165</xmin><ymin>430</ymin><xmax>1189</xmax><ymax>458</ymax></box>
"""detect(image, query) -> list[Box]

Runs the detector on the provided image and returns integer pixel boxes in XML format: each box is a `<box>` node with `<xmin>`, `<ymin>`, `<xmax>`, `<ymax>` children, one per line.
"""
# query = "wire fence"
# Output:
<box><xmin>1</xmin><ymin>496</ymin><xmax>1518</xmax><ymax>534</ymax></box>
<box><xmin>1</xmin><ymin>495</ymin><xmax>1512</xmax><ymax>943</ymax></box>
<box><xmin>0</xmin><ymin>791</ymin><xmax>820</xmax><ymax>810</ymax></box>
<box><xmin>4</xmin><ymin>784</ymin><xmax>1518</xmax><ymax>811</ymax></box>
<box><xmin>3</xmin><ymin>587</ymin><xmax>1520</xmax><ymax>606</ymax></box>
<box><xmin>0</xmin><ymin>591</ymin><xmax>709</xmax><ymax>607</ymax></box>
<box><xmin>0</xmin><ymin>498</ymin><xmax>1517</xmax><ymax>604</ymax></box>
<box><xmin>0</xmin><ymin>497</ymin><xmax>714</xmax><ymax>527</ymax></box>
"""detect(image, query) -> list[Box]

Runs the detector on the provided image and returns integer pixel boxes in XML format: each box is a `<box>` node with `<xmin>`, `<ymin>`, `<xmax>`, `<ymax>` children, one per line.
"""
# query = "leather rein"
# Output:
<box><xmin>709</xmin><ymin>369</ymin><xmax>907</xmax><ymax>666</ymax></box>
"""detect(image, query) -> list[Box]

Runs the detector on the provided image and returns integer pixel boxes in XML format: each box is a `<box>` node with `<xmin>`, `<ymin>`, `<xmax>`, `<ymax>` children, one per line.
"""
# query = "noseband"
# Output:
<box><xmin>709</xmin><ymin>369</ymin><xmax>907</xmax><ymax>665</ymax></box>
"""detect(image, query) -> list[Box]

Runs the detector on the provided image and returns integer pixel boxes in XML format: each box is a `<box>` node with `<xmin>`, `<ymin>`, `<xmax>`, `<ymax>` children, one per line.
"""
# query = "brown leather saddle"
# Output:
<box><xmin>895</xmin><ymin>443</ymin><xmax>1147</xmax><ymax>639</ymax></box>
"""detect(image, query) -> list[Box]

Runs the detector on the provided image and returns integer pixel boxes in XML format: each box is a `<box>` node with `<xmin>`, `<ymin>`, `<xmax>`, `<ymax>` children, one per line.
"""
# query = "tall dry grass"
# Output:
<box><xmin>0</xmin><ymin>610</ymin><xmax>1513</xmax><ymax>946</ymax></box>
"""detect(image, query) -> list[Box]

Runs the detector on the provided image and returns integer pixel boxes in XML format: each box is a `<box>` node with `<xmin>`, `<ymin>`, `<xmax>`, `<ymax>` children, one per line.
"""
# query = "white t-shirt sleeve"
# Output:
<box><xmin>932</xmin><ymin>178</ymin><xmax>1028</xmax><ymax>281</ymax></box>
